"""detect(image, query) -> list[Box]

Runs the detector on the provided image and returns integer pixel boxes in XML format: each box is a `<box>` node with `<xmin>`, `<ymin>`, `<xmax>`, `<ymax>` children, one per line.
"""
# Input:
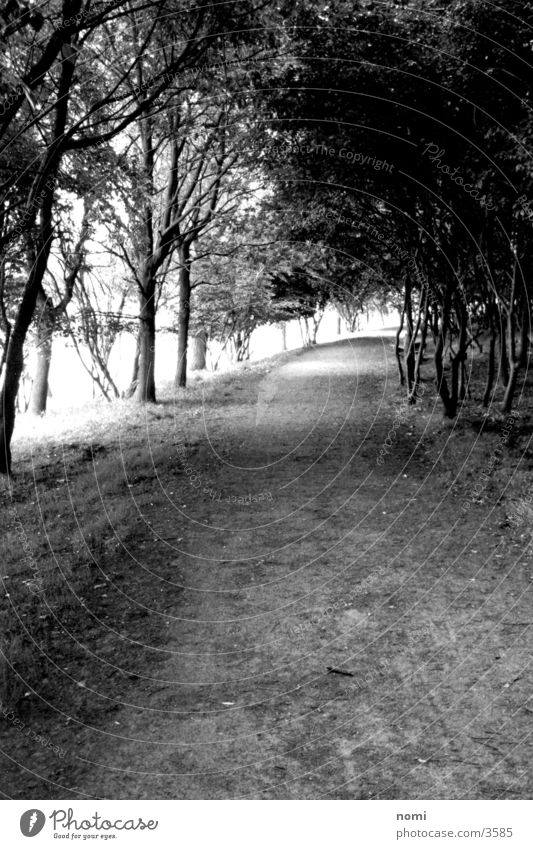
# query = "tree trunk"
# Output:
<box><xmin>279</xmin><ymin>322</ymin><xmax>287</xmax><ymax>351</ymax></box>
<box><xmin>450</xmin><ymin>291</ymin><xmax>468</xmax><ymax>409</ymax></box>
<box><xmin>0</xmin><ymin>262</ymin><xmax>11</xmax><ymax>377</ymax></box>
<box><xmin>1</xmin><ymin>312</ymin><xmax>37</xmax><ymax>474</ymax></box>
<box><xmin>134</xmin><ymin>273</ymin><xmax>156</xmax><ymax>403</ymax></box>
<box><xmin>0</xmin><ymin>195</ymin><xmax>55</xmax><ymax>474</ymax></box>
<box><xmin>501</xmin><ymin>264</ymin><xmax>520</xmax><ymax>414</ymax></box>
<box><xmin>175</xmin><ymin>243</ymin><xmax>191</xmax><ymax>389</ymax></box>
<box><xmin>0</xmin><ymin>18</ymin><xmax>80</xmax><ymax>471</ymax></box>
<box><xmin>498</xmin><ymin>307</ymin><xmax>510</xmax><ymax>387</ymax></box>
<box><xmin>413</xmin><ymin>292</ymin><xmax>429</xmax><ymax>390</ymax></box>
<box><xmin>518</xmin><ymin>298</ymin><xmax>530</xmax><ymax>369</ymax></box>
<box><xmin>501</xmin><ymin>362</ymin><xmax>519</xmax><ymax>414</ymax></box>
<box><xmin>434</xmin><ymin>286</ymin><xmax>456</xmax><ymax>418</ymax></box>
<box><xmin>483</xmin><ymin>304</ymin><xmax>497</xmax><ymax>407</ymax></box>
<box><xmin>403</xmin><ymin>276</ymin><xmax>416</xmax><ymax>399</ymax></box>
<box><xmin>30</xmin><ymin>325</ymin><xmax>54</xmax><ymax>415</ymax></box>
<box><xmin>409</xmin><ymin>285</ymin><xmax>428</xmax><ymax>402</ymax></box>
<box><xmin>233</xmin><ymin>330</ymin><xmax>249</xmax><ymax>361</ymax></box>
<box><xmin>125</xmin><ymin>332</ymin><xmax>141</xmax><ymax>398</ymax></box>
<box><xmin>189</xmin><ymin>331</ymin><xmax>206</xmax><ymax>370</ymax></box>
<box><xmin>430</xmin><ymin>301</ymin><xmax>439</xmax><ymax>343</ymax></box>
<box><xmin>395</xmin><ymin>305</ymin><xmax>405</xmax><ymax>386</ymax></box>
<box><xmin>500</xmin><ymin>259</ymin><xmax>520</xmax><ymax>414</ymax></box>
<box><xmin>298</xmin><ymin>317</ymin><xmax>310</xmax><ymax>346</ymax></box>
<box><xmin>30</xmin><ymin>295</ymin><xmax>55</xmax><ymax>415</ymax></box>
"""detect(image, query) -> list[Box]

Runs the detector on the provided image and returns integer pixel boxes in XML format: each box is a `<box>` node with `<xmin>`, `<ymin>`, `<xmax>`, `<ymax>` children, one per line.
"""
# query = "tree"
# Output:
<box><xmin>29</xmin><ymin>197</ymin><xmax>92</xmax><ymax>414</ymax></box>
<box><xmin>64</xmin><ymin>259</ymin><xmax>133</xmax><ymax>401</ymax></box>
<box><xmin>0</xmin><ymin>0</ymin><xmax>270</xmax><ymax>471</ymax></box>
<box><xmin>269</xmin><ymin>266</ymin><xmax>329</xmax><ymax>345</ymax></box>
<box><xmin>254</xmin><ymin>0</ymin><xmax>533</xmax><ymax>417</ymax></box>
<box><xmin>190</xmin><ymin>250</ymin><xmax>271</xmax><ymax>368</ymax></box>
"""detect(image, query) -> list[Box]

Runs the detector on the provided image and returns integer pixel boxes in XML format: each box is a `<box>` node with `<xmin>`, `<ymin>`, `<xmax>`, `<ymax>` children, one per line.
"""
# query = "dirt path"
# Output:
<box><xmin>3</xmin><ymin>337</ymin><xmax>532</xmax><ymax>799</ymax></box>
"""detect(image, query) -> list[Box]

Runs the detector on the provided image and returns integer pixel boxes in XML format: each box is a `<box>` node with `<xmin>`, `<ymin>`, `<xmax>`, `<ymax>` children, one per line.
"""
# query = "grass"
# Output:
<box><xmin>1</xmin><ymin>352</ymin><xmax>296</xmax><ymax>712</ymax></box>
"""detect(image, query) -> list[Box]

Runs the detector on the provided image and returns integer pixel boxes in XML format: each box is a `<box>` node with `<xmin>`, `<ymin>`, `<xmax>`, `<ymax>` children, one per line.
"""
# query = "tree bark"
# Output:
<box><xmin>403</xmin><ymin>276</ymin><xmax>416</xmax><ymax>399</ymax></box>
<box><xmin>134</xmin><ymin>270</ymin><xmax>156</xmax><ymax>403</ymax></box>
<box><xmin>434</xmin><ymin>285</ymin><xmax>456</xmax><ymax>418</ymax></box>
<box><xmin>30</xmin><ymin>307</ymin><xmax>55</xmax><ymax>415</ymax></box>
<box><xmin>483</xmin><ymin>304</ymin><xmax>496</xmax><ymax>407</ymax></box>
<box><xmin>311</xmin><ymin>309</ymin><xmax>324</xmax><ymax>344</ymax></box>
<box><xmin>175</xmin><ymin>243</ymin><xmax>191</xmax><ymax>389</ymax></box>
<box><xmin>0</xmin><ymin>293</ymin><xmax>43</xmax><ymax>473</ymax></box>
<box><xmin>0</xmin><ymin>26</ymin><xmax>77</xmax><ymax>473</ymax></box>
<box><xmin>483</xmin><ymin>325</ymin><xmax>497</xmax><ymax>407</ymax></box>
<box><xmin>501</xmin><ymin>362</ymin><xmax>519</xmax><ymax>414</ymax></box>
<box><xmin>518</xmin><ymin>297</ymin><xmax>530</xmax><ymax>369</ymax></box>
<box><xmin>189</xmin><ymin>330</ymin><xmax>207</xmax><ymax>370</ymax></box>
<box><xmin>125</xmin><ymin>332</ymin><xmax>141</xmax><ymax>398</ymax></box>
<box><xmin>450</xmin><ymin>291</ymin><xmax>468</xmax><ymax>409</ymax></box>
<box><xmin>298</xmin><ymin>317</ymin><xmax>310</xmax><ymax>346</ymax></box>
<box><xmin>413</xmin><ymin>291</ymin><xmax>429</xmax><ymax>390</ymax></box>
<box><xmin>233</xmin><ymin>330</ymin><xmax>249</xmax><ymax>361</ymax></box>
<box><xmin>501</xmin><ymin>262</ymin><xmax>520</xmax><ymax>414</ymax></box>
<box><xmin>0</xmin><ymin>190</ymin><xmax>55</xmax><ymax>473</ymax></box>
<box><xmin>395</xmin><ymin>305</ymin><xmax>405</xmax><ymax>386</ymax></box>
<box><xmin>498</xmin><ymin>306</ymin><xmax>510</xmax><ymax>387</ymax></box>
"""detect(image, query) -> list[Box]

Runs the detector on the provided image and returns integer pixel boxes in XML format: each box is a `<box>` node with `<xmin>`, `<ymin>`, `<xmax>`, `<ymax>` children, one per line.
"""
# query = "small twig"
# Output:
<box><xmin>327</xmin><ymin>666</ymin><xmax>354</xmax><ymax>677</ymax></box>
<box><xmin>503</xmin><ymin>622</ymin><xmax>532</xmax><ymax>627</ymax></box>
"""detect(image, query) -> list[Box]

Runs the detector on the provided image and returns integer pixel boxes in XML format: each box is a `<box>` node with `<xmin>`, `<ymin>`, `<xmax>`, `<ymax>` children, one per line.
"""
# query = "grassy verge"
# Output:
<box><xmin>0</xmin><ymin>353</ymin><xmax>293</xmax><ymax>715</ymax></box>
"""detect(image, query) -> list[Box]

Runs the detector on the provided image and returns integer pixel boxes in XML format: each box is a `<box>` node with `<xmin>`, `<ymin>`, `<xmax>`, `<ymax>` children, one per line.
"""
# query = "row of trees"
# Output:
<box><xmin>260</xmin><ymin>0</ymin><xmax>533</xmax><ymax>417</ymax></box>
<box><xmin>0</xmin><ymin>0</ymin><xmax>305</xmax><ymax>472</ymax></box>
<box><xmin>2</xmin><ymin>0</ymin><xmax>533</xmax><ymax>474</ymax></box>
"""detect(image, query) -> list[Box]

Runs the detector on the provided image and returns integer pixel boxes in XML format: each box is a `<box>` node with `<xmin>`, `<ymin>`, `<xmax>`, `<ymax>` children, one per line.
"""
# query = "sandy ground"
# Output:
<box><xmin>1</xmin><ymin>336</ymin><xmax>532</xmax><ymax>799</ymax></box>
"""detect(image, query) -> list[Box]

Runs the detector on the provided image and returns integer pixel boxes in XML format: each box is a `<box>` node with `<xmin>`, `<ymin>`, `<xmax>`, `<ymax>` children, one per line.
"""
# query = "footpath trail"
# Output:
<box><xmin>5</xmin><ymin>337</ymin><xmax>533</xmax><ymax>799</ymax></box>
